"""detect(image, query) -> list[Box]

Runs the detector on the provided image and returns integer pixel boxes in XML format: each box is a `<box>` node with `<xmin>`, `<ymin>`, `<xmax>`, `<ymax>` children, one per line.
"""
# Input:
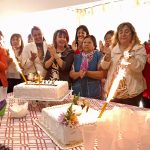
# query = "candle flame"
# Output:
<box><xmin>98</xmin><ymin>56</ymin><xmax>130</xmax><ymax>118</ymax></box>
<box><xmin>106</xmin><ymin>56</ymin><xmax>131</xmax><ymax>102</ymax></box>
<box><xmin>106</xmin><ymin>67</ymin><xmax>126</xmax><ymax>102</ymax></box>
<box><xmin>8</xmin><ymin>48</ymin><xmax>27</xmax><ymax>83</ymax></box>
<box><xmin>139</xmin><ymin>101</ymin><xmax>143</xmax><ymax>108</ymax></box>
<box><xmin>9</xmin><ymin>49</ymin><xmax>22</xmax><ymax>74</ymax></box>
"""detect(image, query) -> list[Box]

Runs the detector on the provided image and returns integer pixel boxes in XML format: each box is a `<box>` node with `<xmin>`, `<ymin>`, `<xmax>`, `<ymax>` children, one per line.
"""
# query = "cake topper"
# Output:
<box><xmin>51</xmin><ymin>78</ymin><xmax>56</xmax><ymax>86</ymax></box>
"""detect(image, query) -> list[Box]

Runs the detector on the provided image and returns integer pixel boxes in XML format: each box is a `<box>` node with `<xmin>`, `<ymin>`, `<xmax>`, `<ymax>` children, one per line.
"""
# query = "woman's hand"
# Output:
<box><xmin>104</xmin><ymin>53</ymin><xmax>111</xmax><ymax>62</ymax></box>
<box><xmin>79</xmin><ymin>70</ymin><xmax>86</xmax><ymax>79</ymax></box>
<box><xmin>30</xmin><ymin>51</ymin><xmax>37</xmax><ymax>62</ymax></box>
<box><xmin>47</xmin><ymin>44</ymin><xmax>56</xmax><ymax>56</ymax></box>
<box><xmin>147</xmin><ymin>54</ymin><xmax>150</xmax><ymax>64</ymax></box>
<box><xmin>99</xmin><ymin>40</ymin><xmax>104</xmax><ymax>51</ymax></box>
<box><xmin>72</xmin><ymin>40</ymin><xmax>77</xmax><ymax>52</ymax></box>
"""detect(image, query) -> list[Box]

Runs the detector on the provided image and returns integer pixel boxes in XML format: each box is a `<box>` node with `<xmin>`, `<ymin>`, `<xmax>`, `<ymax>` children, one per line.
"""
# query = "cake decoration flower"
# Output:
<box><xmin>58</xmin><ymin>104</ymin><xmax>79</xmax><ymax>127</ymax></box>
<box><xmin>58</xmin><ymin>94</ymin><xmax>90</xmax><ymax>127</ymax></box>
<box><xmin>72</xmin><ymin>93</ymin><xmax>90</xmax><ymax>112</ymax></box>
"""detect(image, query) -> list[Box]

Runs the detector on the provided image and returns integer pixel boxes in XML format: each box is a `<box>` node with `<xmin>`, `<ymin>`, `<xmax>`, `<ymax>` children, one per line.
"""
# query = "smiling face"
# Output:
<box><xmin>105</xmin><ymin>34</ymin><xmax>113</xmax><ymax>47</ymax></box>
<box><xmin>82</xmin><ymin>37</ymin><xmax>95</xmax><ymax>53</ymax></box>
<box><xmin>118</xmin><ymin>25</ymin><xmax>132</xmax><ymax>47</ymax></box>
<box><xmin>11</xmin><ymin>36</ymin><xmax>22</xmax><ymax>49</ymax></box>
<box><xmin>77</xmin><ymin>28</ymin><xmax>88</xmax><ymax>43</ymax></box>
<box><xmin>32</xmin><ymin>29</ymin><xmax>43</xmax><ymax>44</ymax></box>
<box><xmin>56</xmin><ymin>32</ymin><xmax>67</xmax><ymax>49</ymax></box>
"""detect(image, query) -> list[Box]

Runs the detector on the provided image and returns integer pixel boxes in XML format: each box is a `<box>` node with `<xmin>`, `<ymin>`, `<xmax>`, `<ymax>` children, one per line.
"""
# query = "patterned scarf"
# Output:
<box><xmin>80</xmin><ymin>50</ymin><xmax>95</xmax><ymax>70</ymax></box>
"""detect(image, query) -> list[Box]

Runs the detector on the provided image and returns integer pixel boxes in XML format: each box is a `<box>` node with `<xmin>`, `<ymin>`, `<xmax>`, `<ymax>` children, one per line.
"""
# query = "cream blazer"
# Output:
<box><xmin>100</xmin><ymin>44</ymin><xmax>147</xmax><ymax>98</ymax></box>
<box><xmin>21</xmin><ymin>41</ymin><xmax>47</xmax><ymax>78</ymax></box>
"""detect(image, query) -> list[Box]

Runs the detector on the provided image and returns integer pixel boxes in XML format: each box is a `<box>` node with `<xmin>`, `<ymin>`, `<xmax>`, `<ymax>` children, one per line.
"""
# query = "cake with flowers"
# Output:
<box><xmin>39</xmin><ymin>96</ymin><xmax>99</xmax><ymax>145</ymax></box>
<box><xmin>13</xmin><ymin>80</ymin><xmax>69</xmax><ymax>101</ymax></box>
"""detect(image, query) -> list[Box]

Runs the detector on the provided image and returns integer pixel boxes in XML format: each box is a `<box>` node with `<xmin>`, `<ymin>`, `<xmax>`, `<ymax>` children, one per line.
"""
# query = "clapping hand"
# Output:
<box><xmin>30</xmin><ymin>51</ymin><xmax>37</xmax><ymax>62</ymax></box>
<box><xmin>72</xmin><ymin>40</ymin><xmax>78</xmax><ymax>52</ymax></box>
<box><xmin>79</xmin><ymin>70</ymin><xmax>86</xmax><ymax>79</ymax></box>
<box><xmin>99</xmin><ymin>40</ymin><xmax>104</xmax><ymax>52</ymax></box>
<box><xmin>104</xmin><ymin>52</ymin><xmax>111</xmax><ymax>62</ymax></box>
<box><xmin>99</xmin><ymin>40</ymin><xmax>111</xmax><ymax>54</ymax></box>
<box><xmin>147</xmin><ymin>54</ymin><xmax>150</xmax><ymax>64</ymax></box>
<box><xmin>47</xmin><ymin>44</ymin><xmax>56</xmax><ymax>57</ymax></box>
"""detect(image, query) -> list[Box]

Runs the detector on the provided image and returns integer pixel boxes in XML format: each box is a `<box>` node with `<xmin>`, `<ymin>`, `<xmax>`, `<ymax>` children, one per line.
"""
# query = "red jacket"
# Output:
<box><xmin>0</xmin><ymin>47</ymin><xmax>8</xmax><ymax>87</ymax></box>
<box><xmin>143</xmin><ymin>43</ymin><xmax>150</xmax><ymax>99</ymax></box>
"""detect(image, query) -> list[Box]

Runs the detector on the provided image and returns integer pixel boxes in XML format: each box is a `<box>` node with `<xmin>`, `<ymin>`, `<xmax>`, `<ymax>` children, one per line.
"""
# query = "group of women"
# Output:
<box><xmin>0</xmin><ymin>22</ymin><xmax>150</xmax><ymax>108</ymax></box>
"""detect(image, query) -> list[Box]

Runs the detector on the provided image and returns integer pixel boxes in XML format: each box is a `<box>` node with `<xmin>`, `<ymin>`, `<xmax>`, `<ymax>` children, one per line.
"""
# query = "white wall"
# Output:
<box><xmin>1</xmin><ymin>1</ymin><xmax>150</xmax><ymax>48</ymax></box>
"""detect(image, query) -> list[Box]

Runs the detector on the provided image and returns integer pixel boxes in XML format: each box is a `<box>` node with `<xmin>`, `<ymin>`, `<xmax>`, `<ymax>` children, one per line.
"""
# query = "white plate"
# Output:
<box><xmin>34</xmin><ymin>119</ymin><xmax>83</xmax><ymax>150</ymax></box>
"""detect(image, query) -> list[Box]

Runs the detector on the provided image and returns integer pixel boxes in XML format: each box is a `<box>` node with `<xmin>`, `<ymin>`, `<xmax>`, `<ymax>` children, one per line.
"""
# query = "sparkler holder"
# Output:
<box><xmin>98</xmin><ymin>102</ymin><xmax>108</xmax><ymax>118</ymax></box>
<box><xmin>21</xmin><ymin>73</ymin><xmax>28</xmax><ymax>84</ymax></box>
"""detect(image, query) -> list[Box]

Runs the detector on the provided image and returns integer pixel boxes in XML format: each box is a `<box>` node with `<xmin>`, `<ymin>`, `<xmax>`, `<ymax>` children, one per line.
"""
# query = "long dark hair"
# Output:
<box><xmin>75</xmin><ymin>25</ymin><xmax>89</xmax><ymax>46</ymax></box>
<box><xmin>0</xmin><ymin>31</ymin><xmax>4</xmax><ymax>37</ymax></box>
<box><xmin>10</xmin><ymin>33</ymin><xmax>24</xmax><ymax>56</ymax></box>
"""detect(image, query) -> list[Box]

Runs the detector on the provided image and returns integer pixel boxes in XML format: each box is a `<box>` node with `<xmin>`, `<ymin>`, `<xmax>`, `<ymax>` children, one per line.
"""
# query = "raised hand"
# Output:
<box><xmin>30</xmin><ymin>51</ymin><xmax>37</xmax><ymax>62</ymax></box>
<box><xmin>104</xmin><ymin>53</ymin><xmax>111</xmax><ymax>62</ymax></box>
<box><xmin>99</xmin><ymin>40</ymin><xmax>104</xmax><ymax>51</ymax></box>
<box><xmin>47</xmin><ymin>44</ymin><xmax>56</xmax><ymax>56</ymax></box>
<box><xmin>72</xmin><ymin>40</ymin><xmax>78</xmax><ymax>52</ymax></box>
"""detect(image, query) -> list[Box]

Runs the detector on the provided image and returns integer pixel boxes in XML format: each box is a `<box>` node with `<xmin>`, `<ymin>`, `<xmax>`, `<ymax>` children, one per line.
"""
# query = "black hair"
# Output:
<box><xmin>75</xmin><ymin>25</ymin><xmax>89</xmax><ymax>45</ymax></box>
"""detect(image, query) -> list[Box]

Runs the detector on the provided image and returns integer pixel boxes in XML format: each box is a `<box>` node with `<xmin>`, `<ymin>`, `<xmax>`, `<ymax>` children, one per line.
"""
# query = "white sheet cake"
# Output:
<box><xmin>39</xmin><ymin>103</ymin><xmax>99</xmax><ymax>145</ymax></box>
<box><xmin>13</xmin><ymin>81</ymin><xmax>69</xmax><ymax>100</ymax></box>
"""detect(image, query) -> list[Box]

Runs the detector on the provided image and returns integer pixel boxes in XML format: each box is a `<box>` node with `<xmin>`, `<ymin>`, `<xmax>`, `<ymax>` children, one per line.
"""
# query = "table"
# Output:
<box><xmin>0</xmin><ymin>93</ymin><xmax>147</xmax><ymax>150</ymax></box>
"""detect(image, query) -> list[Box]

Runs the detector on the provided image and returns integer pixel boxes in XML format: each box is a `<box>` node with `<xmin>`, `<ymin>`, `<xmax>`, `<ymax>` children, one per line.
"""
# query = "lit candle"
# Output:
<box><xmin>98</xmin><ymin>61</ymin><xmax>127</xmax><ymax>118</ymax></box>
<box><xmin>21</xmin><ymin>73</ymin><xmax>27</xmax><ymax>84</ymax></box>
<box><xmin>139</xmin><ymin>101</ymin><xmax>143</xmax><ymax>108</ymax></box>
<box><xmin>98</xmin><ymin>102</ymin><xmax>108</xmax><ymax>118</ymax></box>
<box><xmin>98</xmin><ymin>48</ymin><xmax>134</xmax><ymax>118</ymax></box>
<box><xmin>37</xmin><ymin>71</ymin><xmax>40</xmax><ymax>84</ymax></box>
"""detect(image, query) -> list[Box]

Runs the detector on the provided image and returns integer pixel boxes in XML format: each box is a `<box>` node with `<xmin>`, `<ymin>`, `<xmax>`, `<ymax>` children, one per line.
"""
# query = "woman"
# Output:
<box><xmin>72</xmin><ymin>25</ymin><xmax>89</xmax><ymax>54</ymax></box>
<box><xmin>22</xmin><ymin>26</ymin><xmax>47</xmax><ymax>78</ymax></box>
<box><xmin>142</xmin><ymin>33</ymin><xmax>150</xmax><ymax>108</ymax></box>
<box><xmin>99</xmin><ymin>30</ymin><xmax>114</xmax><ymax>54</ymax></box>
<box><xmin>0</xmin><ymin>31</ymin><xmax>8</xmax><ymax>87</ymax></box>
<box><xmin>44</xmin><ymin>29</ymin><xmax>74</xmax><ymax>89</ymax></box>
<box><xmin>0</xmin><ymin>31</ymin><xmax>8</xmax><ymax>113</ymax></box>
<box><xmin>7</xmin><ymin>33</ymin><xmax>24</xmax><ymax>93</ymax></box>
<box><xmin>100</xmin><ymin>22</ymin><xmax>147</xmax><ymax>106</ymax></box>
<box><xmin>70</xmin><ymin>35</ymin><xmax>105</xmax><ymax>99</ymax></box>
<box><xmin>27</xmin><ymin>34</ymin><xmax>33</xmax><ymax>43</ymax></box>
<box><xmin>99</xmin><ymin>30</ymin><xmax>114</xmax><ymax>99</ymax></box>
